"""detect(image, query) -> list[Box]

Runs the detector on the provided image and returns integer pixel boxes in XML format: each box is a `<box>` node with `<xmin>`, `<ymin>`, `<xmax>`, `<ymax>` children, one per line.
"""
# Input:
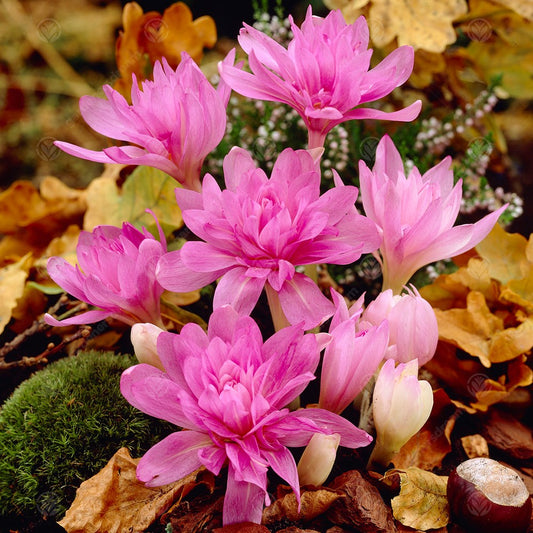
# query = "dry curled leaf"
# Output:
<box><xmin>262</xmin><ymin>487</ymin><xmax>342</xmax><ymax>525</ymax></box>
<box><xmin>386</xmin><ymin>467</ymin><xmax>449</xmax><ymax>530</ymax></box>
<box><xmin>328</xmin><ymin>470</ymin><xmax>397</xmax><ymax>532</ymax></box>
<box><xmin>0</xmin><ymin>253</ymin><xmax>33</xmax><ymax>335</ymax></box>
<box><xmin>59</xmin><ymin>447</ymin><xmax>203</xmax><ymax>533</ymax></box>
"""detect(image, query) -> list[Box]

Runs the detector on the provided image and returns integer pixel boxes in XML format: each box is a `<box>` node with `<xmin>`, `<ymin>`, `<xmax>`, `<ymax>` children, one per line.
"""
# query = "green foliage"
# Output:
<box><xmin>0</xmin><ymin>350</ymin><xmax>174</xmax><ymax>520</ymax></box>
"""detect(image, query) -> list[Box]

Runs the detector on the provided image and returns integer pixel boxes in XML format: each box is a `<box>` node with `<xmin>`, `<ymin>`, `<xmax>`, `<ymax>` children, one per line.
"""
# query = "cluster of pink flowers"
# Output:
<box><xmin>47</xmin><ymin>5</ymin><xmax>507</xmax><ymax>526</ymax></box>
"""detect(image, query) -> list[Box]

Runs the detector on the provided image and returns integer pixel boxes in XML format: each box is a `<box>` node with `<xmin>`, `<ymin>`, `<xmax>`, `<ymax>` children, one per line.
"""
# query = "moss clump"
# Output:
<box><xmin>0</xmin><ymin>350</ymin><xmax>174</xmax><ymax>520</ymax></box>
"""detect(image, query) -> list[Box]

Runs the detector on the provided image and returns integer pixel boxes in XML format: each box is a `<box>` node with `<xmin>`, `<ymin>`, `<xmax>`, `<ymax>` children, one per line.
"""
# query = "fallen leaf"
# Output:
<box><xmin>327</xmin><ymin>470</ymin><xmax>397</xmax><ymax>532</ymax></box>
<box><xmin>59</xmin><ymin>447</ymin><xmax>203</xmax><ymax>533</ymax></box>
<box><xmin>480</xmin><ymin>409</ymin><xmax>533</xmax><ymax>461</ymax></box>
<box><xmin>263</xmin><ymin>487</ymin><xmax>342</xmax><ymax>525</ymax></box>
<box><xmin>0</xmin><ymin>253</ymin><xmax>33</xmax><ymax>335</ymax></box>
<box><xmin>84</xmin><ymin>165</ymin><xmax>183</xmax><ymax>236</ymax></box>
<box><xmin>460</xmin><ymin>434</ymin><xmax>489</xmax><ymax>458</ymax></box>
<box><xmin>387</xmin><ymin>467</ymin><xmax>449</xmax><ymax>530</ymax></box>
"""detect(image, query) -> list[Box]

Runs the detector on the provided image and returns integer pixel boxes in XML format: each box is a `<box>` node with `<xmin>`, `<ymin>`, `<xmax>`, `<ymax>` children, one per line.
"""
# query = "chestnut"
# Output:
<box><xmin>447</xmin><ymin>457</ymin><xmax>531</xmax><ymax>533</ymax></box>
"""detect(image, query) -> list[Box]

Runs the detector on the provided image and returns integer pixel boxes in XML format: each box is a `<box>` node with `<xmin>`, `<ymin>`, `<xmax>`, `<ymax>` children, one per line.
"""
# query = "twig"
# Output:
<box><xmin>0</xmin><ymin>325</ymin><xmax>92</xmax><ymax>370</ymax></box>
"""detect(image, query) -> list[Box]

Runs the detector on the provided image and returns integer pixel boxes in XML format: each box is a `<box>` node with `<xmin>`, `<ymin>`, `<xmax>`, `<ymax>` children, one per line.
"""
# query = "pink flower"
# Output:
<box><xmin>157</xmin><ymin>147</ymin><xmax>381</xmax><ymax>329</ymax></box>
<box><xmin>368</xmin><ymin>359</ymin><xmax>433</xmax><ymax>467</ymax></box>
<box><xmin>219</xmin><ymin>7</ymin><xmax>421</xmax><ymax>149</ymax></box>
<box><xmin>319</xmin><ymin>289</ymin><xmax>389</xmax><ymax>414</ymax></box>
<box><xmin>359</xmin><ymin>135</ymin><xmax>508</xmax><ymax>294</ymax></box>
<box><xmin>55</xmin><ymin>52</ymin><xmax>236</xmax><ymax>191</ymax></box>
<box><xmin>120</xmin><ymin>306</ymin><xmax>371</xmax><ymax>525</ymax></box>
<box><xmin>45</xmin><ymin>222</ymin><xmax>166</xmax><ymax>327</ymax></box>
<box><xmin>361</xmin><ymin>287</ymin><xmax>438</xmax><ymax>366</ymax></box>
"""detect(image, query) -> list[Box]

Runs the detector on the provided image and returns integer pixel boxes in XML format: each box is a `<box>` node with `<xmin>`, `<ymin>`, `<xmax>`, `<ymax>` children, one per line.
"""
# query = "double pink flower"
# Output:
<box><xmin>56</xmin><ymin>52</ymin><xmax>236</xmax><ymax>191</ymax></box>
<box><xmin>157</xmin><ymin>147</ymin><xmax>381</xmax><ymax>329</ymax></box>
<box><xmin>45</xmin><ymin>222</ymin><xmax>166</xmax><ymax>327</ymax></box>
<box><xmin>121</xmin><ymin>306</ymin><xmax>371</xmax><ymax>525</ymax></box>
<box><xmin>220</xmin><ymin>7</ymin><xmax>421</xmax><ymax>149</ymax></box>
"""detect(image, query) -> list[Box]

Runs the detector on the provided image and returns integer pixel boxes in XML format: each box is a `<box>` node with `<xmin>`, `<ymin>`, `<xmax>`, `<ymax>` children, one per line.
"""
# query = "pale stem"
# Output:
<box><xmin>367</xmin><ymin>438</ymin><xmax>398</xmax><ymax>471</ymax></box>
<box><xmin>265</xmin><ymin>283</ymin><xmax>290</xmax><ymax>332</ymax></box>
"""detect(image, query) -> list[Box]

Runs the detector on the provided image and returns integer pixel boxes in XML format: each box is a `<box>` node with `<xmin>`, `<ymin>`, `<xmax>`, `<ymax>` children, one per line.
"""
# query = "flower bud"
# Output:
<box><xmin>368</xmin><ymin>359</ymin><xmax>433</xmax><ymax>468</ymax></box>
<box><xmin>298</xmin><ymin>433</ymin><xmax>340</xmax><ymax>487</ymax></box>
<box><xmin>131</xmin><ymin>323</ymin><xmax>165</xmax><ymax>370</ymax></box>
<box><xmin>361</xmin><ymin>287</ymin><xmax>438</xmax><ymax>366</ymax></box>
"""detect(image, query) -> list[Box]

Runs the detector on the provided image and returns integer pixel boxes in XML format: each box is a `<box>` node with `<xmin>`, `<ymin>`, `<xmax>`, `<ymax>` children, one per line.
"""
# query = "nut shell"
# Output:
<box><xmin>447</xmin><ymin>458</ymin><xmax>532</xmax><ymax>533</ymax></box>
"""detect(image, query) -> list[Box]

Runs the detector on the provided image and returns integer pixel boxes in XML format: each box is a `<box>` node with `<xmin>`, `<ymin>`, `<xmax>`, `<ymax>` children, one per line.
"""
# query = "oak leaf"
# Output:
<box><xmin>386</xmin><ymin>467</ymin><xmax>449</xmax><ymax>530</ymax></box>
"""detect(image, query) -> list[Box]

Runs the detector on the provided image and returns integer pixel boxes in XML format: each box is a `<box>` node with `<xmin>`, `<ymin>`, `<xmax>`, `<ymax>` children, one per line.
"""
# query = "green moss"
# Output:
<box><xmin>0</xmin><ymin>350</ymin><xmax>174</xmax><ymax>520</ymax></box>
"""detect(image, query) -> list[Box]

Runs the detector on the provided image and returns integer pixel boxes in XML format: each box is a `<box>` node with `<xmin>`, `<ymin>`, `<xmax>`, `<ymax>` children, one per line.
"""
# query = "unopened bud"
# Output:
<box><xmin>297</xmin><ymin>432</ymin><xmax>340</xmax><ymax>487</ymax></box>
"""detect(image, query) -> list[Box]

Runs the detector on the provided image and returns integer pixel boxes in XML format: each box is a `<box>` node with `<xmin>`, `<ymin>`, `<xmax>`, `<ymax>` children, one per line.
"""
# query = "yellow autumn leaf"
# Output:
<box><xmin>84</xmin><ymin>165</ymin><xmax>183</xmax><ymax>236</ymax></box>
<box><xmin>495</xmin><ymin>0</ymin><xmax>533</xmax><ymax>20</ymax></box>
<box><xmin>0</xmin><ymin>253</ymin><xmax>33</xmax><ymax>335</ymax></box>
<box><xmin>386</xmin><ymin>467</ymin><xmax>449</xmax><ymax>530</ymax></box>
<box><xmin>475</xmin><ymin>223</ymin><xmax>530</xmax><ymax>284</ymax></box>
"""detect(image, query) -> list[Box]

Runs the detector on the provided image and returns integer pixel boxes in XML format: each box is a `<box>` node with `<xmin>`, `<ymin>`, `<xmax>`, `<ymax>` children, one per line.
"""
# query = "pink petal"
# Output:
<box><xmin>213</xmin><ymin>267</ymin><xmax>265</xmax><ymax>315</ymax></box>
<box><xmin>223</xmin><ymin>465</ymin><xmax>266</xmax><ymax>525</ymax></box>
<box><xmin>137</xmin><ymin>430</ymin><xmax>213</xmax><ymax>486</ymax></box>
<box><xmin>44</xmin><ymin>309</ymin><xmax>111</xmax><ymax>327</ymax></box>
<box><xmin>343</xmin><ymin>100</ymin><xmax>422</xmax><ymax>122</ymax></box>
<box><xmin>278</xmin><ymin>273</ymin><xmax>335</xmax><ymax>329</ymax></box>
<box><xmin>120</xmin><ymin>364</ymin><xmax>192</xmax><ymax>427</ymax></box>
<box><xmin>157</xmin><ymin>250</ymin><xmax>223</xmax><ymax>292</ymax></box>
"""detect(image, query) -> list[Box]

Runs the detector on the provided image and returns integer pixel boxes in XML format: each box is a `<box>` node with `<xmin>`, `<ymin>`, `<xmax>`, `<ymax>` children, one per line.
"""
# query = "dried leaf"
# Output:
<box><xmin>481</xmin><ymin>409</ymin><xmax>533</xmax><ymax>461</ymax></box>
<box><xmin>328</xmin><ymin>470</ymin><xmax>397</xmax><ymax>532</ymax></box>
<box><xmin>460</xmin><ymin>434</ymin><xmax>489</xmax><ymax>458</ymax></box>
<box><xmin>475</xmin><ymin>223</ymin><xmax>529</xmax><ymax>285</ymax></box>
<box><xmin>387</xmin><ymin>467</ymin><xmax>449</xmax><ymax>530</ymax></box>
<box><xmin>59</xmin><ymin>447</ymin><xmax>202</xmax><ymax>533</ymax></box>
<box><xmin>263</xmin><ymin>487</ymin><xmax>342</xmax><ymax>525</ymax></box>
<box><xmin>0</xmin><ymin>253</ymin><xmax>33</xmax><ymax>335</ymax></box>
<box><xmin>213</xmin><ymin>524</ymin><xmax>270</xmax><ymax>533</ymax></box>
<box><xmin>0</xmin><ymin>178</ymin><xmax>86</xmax><ymax>264</ymax></box>
<box><xmin>84</xmin><ymin>165</ymin><xmax>183</xmax><ymax>236</ymax></box>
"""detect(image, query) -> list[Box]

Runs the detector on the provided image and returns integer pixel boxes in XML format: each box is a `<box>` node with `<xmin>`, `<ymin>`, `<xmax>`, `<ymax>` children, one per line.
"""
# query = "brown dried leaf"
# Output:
<box><xmin>481</xmin><ymin>409</ymin><xmax>533</xmax><ymax>461</ymax></box>
<box><xmin>0</xmin><ymin>253</ymin><xmax>33</xmax><ymax>335</ymax></box>
<box><xmin>388</xmin><ymin>467</ymin><xmax>449</xmax><ymax>530</ymax></box>
<box><xmin>263</xmin><ymin>487</ymin><xmax>342</xmax><ymax>525</ymax></box>
<box><xmin>460</xmin><ymin>434</ymin><xmax>490</xmax><ymax>458</ymax></box>
<box><xmin>59</xmin><ymin>447</ymin><xmax>202</xmax><ymax>533</ymax></box>
<box><xmin>328</xmin><ymin>470</ymin><xmax>397</xmax><ymax>532</ymax></box>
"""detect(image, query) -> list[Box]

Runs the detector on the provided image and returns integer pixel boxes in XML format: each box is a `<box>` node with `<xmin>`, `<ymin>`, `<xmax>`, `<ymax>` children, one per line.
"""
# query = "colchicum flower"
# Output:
<box><xmin>157</xmin><ymin>147</ymin><xmax>381</xmax><ymax>329</ymax></box>
<box><xmin>131</xmin><ymin>322</ymin><xmax>165</xmax><ymax>369</ymax></box>
<box><xmin>361</xmin><ymin>286</ymin><xmax>438</xmax><ymax>366</ymax></box>
<box><xmin>319</xmin><ymin>289</ymin><xmax>389</xmax><ymax>414</ymax></box>
<box><xmin>368</xmin><ymin>359</ymin><xmax>433</xmax><ymax>468</ymax></box>
<box><xmin>45</xmin><ymin>222</ymin><xmax>166</xmax><ymax>328</ymax></box>
<box><xmin>120</xmin><ymin>306</ymin><xmax>372</xmax><ymax>525</ymax></box>
<box><xmin>359</xmin><ymin>135</ymin><xmax>507</xmax><ymax>294</ymax></box>
<box><xmin>219</xmin><ymin>7</ymin><xmax>421</xmax><ymax>149</ymax></box>
<box><xmin>55</xmin><ymin>52</ymin><xmax>235</xmax><ymax>191</ymax></box>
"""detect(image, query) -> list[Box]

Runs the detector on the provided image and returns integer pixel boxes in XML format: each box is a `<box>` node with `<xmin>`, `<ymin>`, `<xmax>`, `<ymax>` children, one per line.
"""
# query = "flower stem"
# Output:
<box><xmin>265</xmin><ymin>283</ymin><xmax>290</xmax><ymax>332</ymax></box>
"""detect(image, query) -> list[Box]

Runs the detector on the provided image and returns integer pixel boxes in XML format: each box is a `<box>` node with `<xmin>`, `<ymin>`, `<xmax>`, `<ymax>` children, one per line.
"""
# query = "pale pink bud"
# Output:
<box><xmin>131</xmin><ymin>323</ymin><xmax>165</xmax><ymax>370</ymax></box>
<box><xmin>297</xmin><ymin>433</ymin><xmax>340</xmax><ymax>487</ymax></box>
<box><xmin>361</xmin><ymin>287</ymin><xmax>438</xmax><ymax>366</ymax></box>
<box><xmin>368</xmin><ymin>359</ymin><xmax>433</xmax><ymax>468</ymax></box>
